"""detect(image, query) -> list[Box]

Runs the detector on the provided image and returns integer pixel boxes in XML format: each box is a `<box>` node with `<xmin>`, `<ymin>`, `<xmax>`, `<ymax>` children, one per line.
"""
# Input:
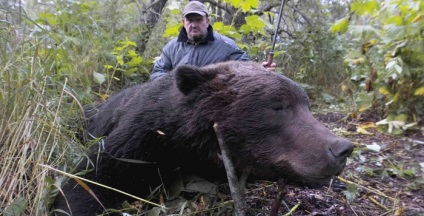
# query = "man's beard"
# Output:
<box><xmin>189</xmin><ymin>31</ymin><xmax>207</xmax><ymax>42</ymax></box>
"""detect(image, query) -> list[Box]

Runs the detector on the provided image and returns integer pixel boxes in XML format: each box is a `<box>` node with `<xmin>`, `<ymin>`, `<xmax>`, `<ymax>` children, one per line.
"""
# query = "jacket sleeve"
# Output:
<box><xmin>229</xmin><ymin>47</ymin><xmax>250</xmax><ymax>61</ymax></box>
<box><xmin>150</xmin><ymin>45</ymin><xmax>173</xmax><ymax>81</ymax></box>
<box><xmin>227</xmin><ymin>41</ymin><xmax>250</xmax><ymax>62</ymax></box>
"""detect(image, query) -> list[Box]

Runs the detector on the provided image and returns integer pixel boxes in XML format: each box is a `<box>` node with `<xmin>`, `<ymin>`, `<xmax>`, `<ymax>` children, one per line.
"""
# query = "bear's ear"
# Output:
<box><xmin>175</xmin><ymin>65</ymin><xmax>216</xmax><ymax>95</ymax></box>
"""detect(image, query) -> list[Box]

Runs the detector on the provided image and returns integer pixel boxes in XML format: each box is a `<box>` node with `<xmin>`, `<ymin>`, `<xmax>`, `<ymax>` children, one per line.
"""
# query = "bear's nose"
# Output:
<box><xmin>329</xmin><ymin>139</ymin><xmax>354</xmax><ymax>162</ymax></box>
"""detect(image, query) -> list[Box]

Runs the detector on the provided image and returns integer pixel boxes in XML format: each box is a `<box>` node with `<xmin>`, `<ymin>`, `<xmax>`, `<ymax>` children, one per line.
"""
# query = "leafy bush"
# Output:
<box><xmin>331</xmin><ymin>0</ymin><xmax>424</xmax><ymax>133</ymax></box>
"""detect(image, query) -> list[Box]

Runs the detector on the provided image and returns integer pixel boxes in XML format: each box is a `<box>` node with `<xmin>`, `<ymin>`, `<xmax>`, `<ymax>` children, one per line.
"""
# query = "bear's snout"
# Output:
<box><xmin>328</xmin><ymin>138</ymin><xmax>354</xmax><ymax>166</ymax></box>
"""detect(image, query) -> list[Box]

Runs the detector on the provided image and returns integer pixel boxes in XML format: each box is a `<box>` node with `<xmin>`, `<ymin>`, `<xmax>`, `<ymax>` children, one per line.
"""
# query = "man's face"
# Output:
<box><xmin>183</xmin><ymin>14</ymin><xmax>209</xmax><ymax>41</ymax></box>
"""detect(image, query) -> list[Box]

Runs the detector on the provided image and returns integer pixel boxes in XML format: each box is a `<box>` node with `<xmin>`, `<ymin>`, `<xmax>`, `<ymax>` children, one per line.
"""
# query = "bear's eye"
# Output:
<box><xmin>272</xmin><ymin>104</ymin><xmax>291</xmax><ymax>111</ymax></box>
<box><xmin>271</xmin><ymin>104</ymin><xmax>291</xmax><ymax>111</ymax></box>
<box><xmin>272</xmin><ymin>106</ymin><xmax>284</xmax><ymax>111</ymax></box>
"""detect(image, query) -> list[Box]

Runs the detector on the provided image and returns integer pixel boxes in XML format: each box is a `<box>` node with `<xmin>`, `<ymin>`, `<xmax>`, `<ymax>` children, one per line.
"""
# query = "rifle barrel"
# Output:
<box><xmin>267</xmin><ymin>0</ymin><xmax>286</xmax><ymax>66</ymax></box>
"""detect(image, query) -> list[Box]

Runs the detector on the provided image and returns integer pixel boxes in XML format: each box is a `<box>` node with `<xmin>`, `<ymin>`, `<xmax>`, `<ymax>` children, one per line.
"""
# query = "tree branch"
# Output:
<box><xmin>213</xmin><ymin>123</ymin><xmax>246</xmax><ymax>216</ymax></box>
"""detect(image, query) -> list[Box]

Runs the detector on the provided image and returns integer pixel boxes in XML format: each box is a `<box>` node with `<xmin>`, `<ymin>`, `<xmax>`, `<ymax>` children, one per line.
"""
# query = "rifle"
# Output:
<box><xmin>265</xmin><ymin>0</ymin><xmax>286</xmax><ymax>66</ymax></box>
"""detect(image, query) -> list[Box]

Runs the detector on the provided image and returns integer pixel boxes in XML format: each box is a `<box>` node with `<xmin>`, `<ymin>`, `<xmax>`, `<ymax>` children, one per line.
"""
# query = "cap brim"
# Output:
<box><xmin>184</xmin><ymin>11</ymin><xmax>206</xmax><ymax>17</ymax></box>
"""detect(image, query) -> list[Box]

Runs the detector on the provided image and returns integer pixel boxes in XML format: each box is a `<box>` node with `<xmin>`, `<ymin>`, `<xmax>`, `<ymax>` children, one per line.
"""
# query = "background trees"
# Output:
<box><xmin>0</xmin><ymin>0</ymin><xmax>423</xmax><ymax>214</ymax></box>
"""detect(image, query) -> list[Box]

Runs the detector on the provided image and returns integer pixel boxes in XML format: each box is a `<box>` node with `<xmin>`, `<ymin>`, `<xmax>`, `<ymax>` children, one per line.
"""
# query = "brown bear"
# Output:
<box><xmin>52</xmin><ymin>61</ymin><xmax>353</xmax><ymax>215</ymax></box>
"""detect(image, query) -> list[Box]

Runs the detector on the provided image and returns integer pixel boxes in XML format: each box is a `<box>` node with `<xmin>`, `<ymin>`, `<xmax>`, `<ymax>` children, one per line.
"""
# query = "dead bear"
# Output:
<box><xmin>52</xmin><ymin>61</ymin><xmax>353</xmax><ymax>215</ymax></box>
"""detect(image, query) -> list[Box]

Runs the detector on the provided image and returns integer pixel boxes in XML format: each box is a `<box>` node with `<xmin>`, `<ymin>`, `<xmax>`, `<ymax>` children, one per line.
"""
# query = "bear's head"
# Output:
<box><xmin>172</xmin><ymin>61</ymin><xmax>353</xmax><ymax>186</ymax></box>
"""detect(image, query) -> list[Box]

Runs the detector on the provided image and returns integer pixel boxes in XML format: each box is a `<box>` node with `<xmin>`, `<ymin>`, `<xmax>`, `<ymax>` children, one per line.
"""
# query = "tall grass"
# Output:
<box><xmin>0</xmin><ymin>11</ymin><xmax>104</xmax><ymax>216</ymax></box>
<box><xmin>0</xmin><ymin>0</ymin><xmax>152</xmax><ymax>213</ymax></box>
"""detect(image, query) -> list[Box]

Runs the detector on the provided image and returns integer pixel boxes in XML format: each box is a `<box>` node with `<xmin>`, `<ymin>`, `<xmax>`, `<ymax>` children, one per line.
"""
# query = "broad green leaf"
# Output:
<box><xmin>169</xmin><ymin>8</ymin><xmax>181</xmax><ymax>15</ymax></box>
<box><xmin>386</xmin><ymin>16</ymin><xmax>403</xmax><ymax>26</ymax></box>
<box><xmin>93</xmin><ymin>72</ymin><xmax>106</xmax><ymax>84</ymax></box>
<box><xmin>342</xmin><ymin>183</ymin><xmax>358</xmax><ymax>201</ymax></box>
<box><xmin>38</xmin><ymin>12</ymin><xmax>57</xmax><ymax>25</ymax></box>
<box><xmin>125</xmin><ymin>40</ymin><xmax>137</xmax><ymax>47</ymax></box>
<box><xmin>104</xmin><ymin>64</ymin><xmax>114</xmax><ymax>70</ymax></box>
<box><xmin>245</xmin><ymin>15</ymin><xmax>265</xmax><ymax>28</ymax></box>
<box><xmin>224</xmin><ymin>0</ymin><xmax>243</xmax><ymax>7</ymax></box>
<box><xmin>378</xmin><ymin>87</ymin><xmax>391</xmax><ymax>96</ymax></box>
<box><xmin>117</xmin><ymin>55</ymin><xmax>124</xmax><ymax>66</ymax></box>
<box><xmin>241</xmin><ymin>0</ymin><xmax>259</xmax><ymax>12</ymax></box>
<box><xmin>395</xmin><ymin>114</ymin><xmax>408</xmax><ymax>122</ymax></box>
<box><xmin>225</xmin><ymin>31</ymin><xmax>242</xmax><ymax>39</ymax></box>
<box><xmin>250</xmin><ymin>46</ymin><xmax>259</xmax><ymax>55</ymax></box>
<box><xmin>213</xmin><ymin>22</ymin><xmax>224</xmax><ymax>29</ymax></box>
<box><xmin>414</xmin><ymin>86</ymin><xmax>424</xmax><ymax>96</ymax></box>
<box><xmin>213</xmin><ymin>22</ymin><xmax>242</xmax><ymax>39</ymax></box>
<box><xmin>274</xmin><ymin>50</ymin><xmax>284</xmax><ymax>58</ymax></box>
<box><xmin>244</xmin><ymin>15</ymin><xmax>265</xmax><ymax>34</ymax></box>
<box><xmin>163</xmin><ymin>23</ymin><xmax>183</xmax><ymax>38</ymax></box>
<box><xmin>239</xmin><ymin>24</ymin><xmax>252</xmax><ymax>33</ymax></box>
<box><xmin>114</xmin><ymin>46</ymin><xmax>125</xmax><ymax>52</ymax></box>
<box><xmin>124</xmin><ymin>67</ymin><xmax>139</xmax><ymax>76</ymax></box>
<box><xmin>351</xmin><ymin>0</ymin><xmax>379</xmax><ymax>16</ymax></box>
<box><xmin>330</xmin><ymin>17</ymin><xmax>349</xmax><ymax>34</ymax></box>
<box><xmin>2</xmin><ymin>197</ymin><xmax>26</xmax><ymax>216</ymax></box>
<box><xmin>392</xmin><ymin>93</ymin><xmax>400</xmax><ymax>102</ymax></box>
<box><xmin>127</xmin><ymin>50</ymin><xmax>138</xmax><ymax>58</ymax></box>
<box><xmin>127</xmin><ymin>56</ymin><xmax>143</xmax><ymax>67</ymax></box>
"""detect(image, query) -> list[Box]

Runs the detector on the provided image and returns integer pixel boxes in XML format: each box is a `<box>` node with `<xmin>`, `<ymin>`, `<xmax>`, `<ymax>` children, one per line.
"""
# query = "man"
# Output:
<box><xmin>151</xmin><ymin>1</ymin><xmax>275</xmax><ymax>80</ymax></box>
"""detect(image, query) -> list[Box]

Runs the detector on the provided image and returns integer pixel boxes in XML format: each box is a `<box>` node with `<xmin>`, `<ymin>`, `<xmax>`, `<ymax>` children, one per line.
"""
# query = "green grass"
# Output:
<box><xmin>0</xmin><ymin>18</ymin><xmax>88</xmax><ymax>216</ymax></box>
<box><xmin>0</xmin><ymin>1</ymin><xmax>152</xmax><ymax>213</ymax></box>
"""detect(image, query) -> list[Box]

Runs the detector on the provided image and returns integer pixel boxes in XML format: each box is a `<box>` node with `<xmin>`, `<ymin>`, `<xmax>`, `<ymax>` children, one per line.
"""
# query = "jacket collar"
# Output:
<box><xmin>177</xmin><ymin>25</ymin><xmax>215</xmax><ymax>43</ymax></box>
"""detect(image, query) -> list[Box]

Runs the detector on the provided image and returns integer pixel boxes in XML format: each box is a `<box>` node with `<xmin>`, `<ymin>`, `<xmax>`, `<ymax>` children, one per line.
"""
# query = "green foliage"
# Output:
<box><xmin>0</xmin><ymin>23</ymin><xmax>87</xmax><ymax>214</ymax></box>
<box><xmin>241</xmin><ymin>15</ymin><xmax>266</xmax><ymax>35</ymax></box>
<box><xmin>330</xmin><ymin>17</ymin><xmax>350</xmax><ymax>34</ymax></box>
<box><xmin>105</xmin><ymin>39</ymin><xmax>149</xmax><ymax>89</ymax></box>
<box><xmin>33</xmin><ymin>0</ymin><xmax>150</xmax><ymax>95</ymax></box>
<box><xmin>338</xmin><ymin>0</ymin><xmax>424</xmax><ymax>133</ymax></box>
<box><xmin>376</xmin><ymin>113</ymin><xmax>418</xmax><ymax>135</ymax></box>
<box><xmin>351</xmin><ymin>0</ymin><xmax>380</xmax><ymax>15</ymax></box>
<box><xmin>163</xmin><ymin>22</ymin><xmax>183</xmax><ymax>37</ymax></box>
<box><xmin>163</xmin><ymin>1</ymin><xmax>184</xmax><ymax>38</ymax></box>
<box><xmin>0</xmin><ymin>0</ymin><xmax>147</xmax><ymax>214</ymax></box>
<box><xmin>2</xmin><ymin>197</ymin><xmax>26</xmax><ymax>216</ymax></box>
<box><xmin>213</xmin><ymin>22</ymin><xmax>242</xmax><ymax>40</ymax></box>
<box><xmin>342</xmin><ymin>182</ymin><xmax>358</xmax><ymax>201</ymax></box>
<box><xmin>223</xmin><ymin>0</ymin><xmax>259</xmax><ymax>12</ymax></box>
<box><xmin>213</xmin><ymin>15</ymin><xmax>268</xmax><ymax>58</ymax></box>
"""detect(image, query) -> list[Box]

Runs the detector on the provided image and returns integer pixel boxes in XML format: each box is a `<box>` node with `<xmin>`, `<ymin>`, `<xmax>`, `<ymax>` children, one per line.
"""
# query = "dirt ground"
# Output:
<box><xmin>134</xmin><ymin>112</ymin><xmax>423</xmax><ymax>216</ymax></box>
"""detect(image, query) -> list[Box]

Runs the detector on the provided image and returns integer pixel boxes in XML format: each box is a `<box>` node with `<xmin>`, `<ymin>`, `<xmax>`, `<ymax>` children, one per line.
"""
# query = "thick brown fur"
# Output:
<box><xmin>53</xmin><ymin>61</ymin><xmax>353</xmax><ymax>215</ymax></box>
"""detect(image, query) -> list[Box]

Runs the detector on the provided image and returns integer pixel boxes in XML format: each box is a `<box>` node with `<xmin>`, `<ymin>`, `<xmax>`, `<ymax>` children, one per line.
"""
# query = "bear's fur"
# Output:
<box><xmin>53</xmin><ymin>61</ymin><xmax>353</xmax><ymax>215</ymax></box>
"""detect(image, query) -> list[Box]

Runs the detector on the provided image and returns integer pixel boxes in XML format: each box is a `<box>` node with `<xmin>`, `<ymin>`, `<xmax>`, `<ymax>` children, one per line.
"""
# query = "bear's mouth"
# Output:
<box><xmin>284</xmin><ymin>172</ymin><xmax>337</xmax><ymax>188</ymax></box>
<box><xmin>303</xmin><ymin>175</ymin><xmax>335</xmax><ymax>186</ymax></box>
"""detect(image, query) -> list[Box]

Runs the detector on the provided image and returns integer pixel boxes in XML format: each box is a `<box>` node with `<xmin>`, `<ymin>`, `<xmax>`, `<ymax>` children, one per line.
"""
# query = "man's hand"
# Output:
<box><xmin>262</xmin><ymin>61</ymin><xmax>277</xmax><ymax>71</ymax></box>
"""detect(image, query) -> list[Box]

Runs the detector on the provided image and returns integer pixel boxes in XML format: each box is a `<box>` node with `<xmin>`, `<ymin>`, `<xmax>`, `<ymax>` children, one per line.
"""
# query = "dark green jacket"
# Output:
<box><xmin>151</xmin><ymin>25</ymin><xmax>249</xmax><ymax>80</ymax></box>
